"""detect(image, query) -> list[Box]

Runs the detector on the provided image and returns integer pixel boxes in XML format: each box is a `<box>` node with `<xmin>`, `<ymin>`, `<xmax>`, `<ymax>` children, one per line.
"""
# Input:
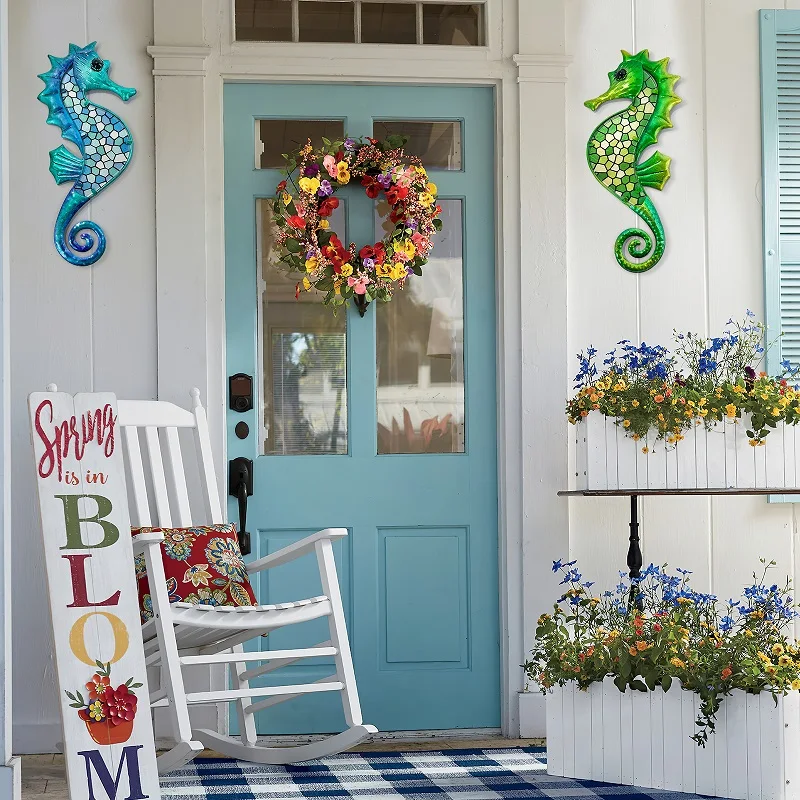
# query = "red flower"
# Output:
<box><xmin>359</xmin><ymin>245</ymin><xmax>375</xmax><ymax>261</ymax></box>
<box><xmin>434</xmin><ymin>204</ymin><xmax>442</xmax><ymax>216</ymax></box>
<box><xmin>385</xmin><ymin>186</ymin><xmax>408</xmax><ymax>205</ymax></box>
<box><xmin>373</xmin><ymin>242</ymin><xmax>386</xmax><ymax>264</ymax></box>
<box><xmin>318</xmin><ymin>197</ymin><xmax>340</xmax><ymax>218</ymax></box>
<box><xmin>368</xmin><ymin>138</ymin><xmax>378</xmax><ymax>145</ymax></box>
<box><xmin>335</xmin><ymin>150</ymin><xmax>344</xmax><ymax>161</ymax></box>
<box><xmin>287</xmin><ymin>215</ymin><xmax>306</xmax><ymax>229</ymax></box>
<box><xmin>86</xmin><ymin>674</ymin><xmax>110</xmax><ymax>700</ymax></box>
<box><xmin>276</xmin><ymin>180</ymin><xmax>287</xmax><ymax>192</ymax></box>
<box><xmin>361</xmin><ymin>176</ymin><xmax>381</xmax><ymax>199</ymax></box>
<box><xmin>102</xmin><ymin>685</ymin><xmax>138</xmax><ymax>726</ymax></box>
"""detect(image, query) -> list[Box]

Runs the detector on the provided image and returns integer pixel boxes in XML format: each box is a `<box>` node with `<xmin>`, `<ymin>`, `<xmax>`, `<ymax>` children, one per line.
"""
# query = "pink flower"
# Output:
<box><xmin>323</xmin><ymin>155</ymin><xmax>338</xmax><ymax>178</ymax></box>
<box><xmin>411</xmin><ymin>231</ymin><xmax>428</xmax><ymax>248</ymax></box>
<box><xmin>347</xmin><ymin>276</ymin><xmax>369</xmax><ymax>295</ymax></box>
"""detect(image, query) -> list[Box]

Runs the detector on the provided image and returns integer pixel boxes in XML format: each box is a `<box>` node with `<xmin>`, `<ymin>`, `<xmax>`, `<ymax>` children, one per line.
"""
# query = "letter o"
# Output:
<box><xmin>69</xmin><ymin>612</ymin><xmax>129</xmax><ymax>665</ymax></box>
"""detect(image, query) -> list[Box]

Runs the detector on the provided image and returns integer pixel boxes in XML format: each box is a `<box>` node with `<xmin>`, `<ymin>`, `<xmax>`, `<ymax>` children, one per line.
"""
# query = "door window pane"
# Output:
<box><xmin>422</xmin><ymin>4</ymin><xmax>483</xmax><ymax>46</ymax></box>
<box><xmin>235</xmin><ymin>0</ymin><xmax>293</xmax><ymax>41</ymax></box>
<box><xmin>257</xmin><ymin>120</ymin><xmax>345</xmax><ymax>169</ymax></box>
<box><xmin>373</xmin><ymin>120</ymin><xmax>462</xmax><ymax>170</ymax></box>
<box><xmin>361</xmin><ymin>2</ymin><xmax>416</xmax><ymax>44</ymax></box>
<box><xmin>299</xmin><ymin>1</ymin><xmax>355</xmax><ymax>42</ymax></box>
<box><xmin>376</xmin><ymin>199</ymin><xmax>464</xmax><ymax>454</ymax></box>
<box><xmin>258</xmin><ymin>199</ymin><xmax>348</xmax><ymax>455</ymax></box>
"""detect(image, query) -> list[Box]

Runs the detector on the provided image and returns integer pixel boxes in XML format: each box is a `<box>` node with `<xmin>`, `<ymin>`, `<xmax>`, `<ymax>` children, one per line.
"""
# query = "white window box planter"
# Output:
<box><xmin>547</xmin><ymin>678</ymin><xmax>800</xmax><ymax>798</ymax></box>
<box><xmin>575</xmin><ymin>413</ymin><xmax>800</xmax><ymax>490</ymax></box>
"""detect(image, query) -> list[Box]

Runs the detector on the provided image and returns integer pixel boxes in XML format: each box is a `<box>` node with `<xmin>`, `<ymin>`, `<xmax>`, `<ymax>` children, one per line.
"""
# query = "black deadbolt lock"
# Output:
<box><xmin>229</xmin><ymin>373</ymin><xmax>253</xmax><ymax>413</ymax></box>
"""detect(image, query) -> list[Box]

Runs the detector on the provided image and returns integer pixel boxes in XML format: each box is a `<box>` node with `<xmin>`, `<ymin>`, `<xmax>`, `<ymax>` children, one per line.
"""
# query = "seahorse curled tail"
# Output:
<box><xmin>54</xmin><ymin>189</ymin><xmax>106</xmax><ymax>267</ymax></box>
<box><xmin>614</xmin><ymin>198</ymin><xmax>665</xmax><ymax>274</ymax></box>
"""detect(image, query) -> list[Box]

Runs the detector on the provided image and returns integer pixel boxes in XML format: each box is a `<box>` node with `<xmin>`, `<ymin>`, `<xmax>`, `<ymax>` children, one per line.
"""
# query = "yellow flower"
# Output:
<box><xmin>282</xmin><ymin>192</ymin><xmax>292</xmax><ymax>206</ymax></box>
<box><xmin>623</xmin><ymin>419</ymin><xmax>631</xmax><ymax>428</ymax></box>
<box><xmin>758</xmin><ymin>651</ymin><xmax>771</xmax><ymax>662</ymax></box>
<box><xmin>670</xmin><ymin>657</ymin><xmax>686</xmax><ymax>669</ymax></box>
<box><xmin>426</xmin><ymin>181</ymin><xmax>438</xmax><ymax>195</ymax></box>
<box><xmin>418</xmin><ymin>192</ymin><xmax>434</xmax><ymax>208</ymax></box>
<box><xmin>302</xmin><ymin>277</ymin><xmax>311</xmax><ymax>290</ymax></box>
<box><xmin>773</xmin><ymin>643</ymin><xmax>785</xmax><ymax>656</ymax></box>
<box><xmin>744</xmin><ymin>629</ymin><xmax>754</xmax><ymax>638</ymax></box>
<box><xmin>773</xmin><ymin>407</ymin><xmax>782</xmax><ymax>417</ymax></box>
<box><xmin>642</xmin><ymin>446</ymin><xmax>649</xmax><ymax>454</ymax></box>
<box><xmin>336</xmin><ymin>161</ymin><xmax>350</xmax><ymax>184</ymax></box>
<box><xmin>340</xmin><ymin>263</ymin><xmax>353</xmax><ymax>277</ymax></box>
<box><xmin>632</xmin><ymin>400</ymin><xmax>640</xmax><ymax>408</ymax></box>
<box><xmin>725</xmin><ymin>403</ymin><xmax>737</xmax><ymax>418</ymax></box>
<box><xmin>792</xmin><ymin>679</ymin><xmax>800</xmax><ymax>691</ymax></box>
<box><xmin>767</xmin><ymin>665</ymin><xmax>778</xmax><ymax>676</ymax></box>
<box><xmin>415</xmin><ymin>165</ymin><xmax>427</xmax><ymax>177</ymax></box>
<box><xmin>390</xmin><ymin>263</ymin><xmax>407</xmax><ymax>281</ymax></box>
<box><xmin>88</xmin><ymin>700</ymin><xmax>106</xmax><ymax>722</ymax></box>
<box><xmin>629</xmin><ymin>646</ymin><xmax>638</xmax><ymax>656</ymax></box>
<box><xmin>376</xmin><ymin>262</ymin><xmax>391</xmax><ymax>278</ymax></box>
<box><xmin>318</xmin><ymin>219</ymin><xmax>330</xmax><ymax>229</ymax></box>
<box><xmin>298</xmin><ymin>176</ymin><xmax>320</xmax><ymax>195</ymax></box>
<box><xmin>779</xmin><ymin>655</ymin><xmax>792</xmax><ymax>666</ymax></box>
<box><xmin>305</xmin><ymin>257</ymin><xmax>319</xmax><ymax>273</ymax></box>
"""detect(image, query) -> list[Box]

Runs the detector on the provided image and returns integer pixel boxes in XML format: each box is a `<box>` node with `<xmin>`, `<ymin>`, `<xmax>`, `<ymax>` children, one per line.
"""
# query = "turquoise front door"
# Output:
<box><xmin>224</xmin><ymin>83</ymin><xmax>498</xmax><ymax>734</ymax></box>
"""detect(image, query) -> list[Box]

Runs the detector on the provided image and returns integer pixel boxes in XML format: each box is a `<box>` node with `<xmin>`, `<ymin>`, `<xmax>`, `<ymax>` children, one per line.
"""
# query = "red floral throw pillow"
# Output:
<box><xmin>132</xmin><ymin>524</ymin><xmax>257</xmax><ymax>623</ymax></box>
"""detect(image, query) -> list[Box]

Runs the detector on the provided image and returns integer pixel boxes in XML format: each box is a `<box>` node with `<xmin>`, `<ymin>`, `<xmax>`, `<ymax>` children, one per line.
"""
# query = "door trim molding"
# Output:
<box><xmin>150</xmin><ymin>0</ymin><xmax>570</xmax><ymax>739</ymax></box>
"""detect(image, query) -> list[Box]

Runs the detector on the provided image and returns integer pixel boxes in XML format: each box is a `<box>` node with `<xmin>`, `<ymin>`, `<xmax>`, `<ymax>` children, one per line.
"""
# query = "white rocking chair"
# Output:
<box><xmin>118</xmin><ymin>389</ymin><xmax>376</xmax><ymax>773</ymax></box>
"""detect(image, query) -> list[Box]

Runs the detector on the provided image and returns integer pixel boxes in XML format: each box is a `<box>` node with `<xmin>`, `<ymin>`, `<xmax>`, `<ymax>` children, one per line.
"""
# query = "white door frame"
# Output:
<box><xmin>148</xmin><ymin>0</ymin><xmax>570</xmax><ymax>737</ymax></box>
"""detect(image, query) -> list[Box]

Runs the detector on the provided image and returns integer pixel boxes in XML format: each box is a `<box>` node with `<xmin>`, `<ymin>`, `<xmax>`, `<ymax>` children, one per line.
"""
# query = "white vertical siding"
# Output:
<box><xmin>567</xmin><ymin>0</ymin><xmax>800</xmax><ymax>607</ymax></box>
<box><xmin>8</xmin><ymin>0</ymin><xmax>155</xmax><ymax>752</ymax></box>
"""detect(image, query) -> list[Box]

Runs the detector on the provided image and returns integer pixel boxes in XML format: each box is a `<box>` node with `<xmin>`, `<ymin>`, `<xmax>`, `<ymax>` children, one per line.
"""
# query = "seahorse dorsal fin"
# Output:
<box><xmin>68</xmin><ymin>43</ymin><xmax>80</xmax><ymax>54</ymax></box>
<box><xmin>621</xmin><ymin>49</ymin><xmax>632</xmax><ymax>59</ymax></box>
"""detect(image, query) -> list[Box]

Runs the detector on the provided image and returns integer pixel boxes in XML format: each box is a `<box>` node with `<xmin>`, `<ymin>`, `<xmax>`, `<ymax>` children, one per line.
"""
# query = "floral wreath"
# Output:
<box><xmin>272</xmin><ymin>135</ymin><xmax>442</xmax><ymax>315</ymax></box>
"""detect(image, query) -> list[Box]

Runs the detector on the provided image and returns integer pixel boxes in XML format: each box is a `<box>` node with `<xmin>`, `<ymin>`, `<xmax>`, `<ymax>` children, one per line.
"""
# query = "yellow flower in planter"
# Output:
<box><xmin>670</xmin><ymin>657</ymin><xmax>686</xmax><ymax>669</ymax></box>
<box><xmin>773</xmin><ymin>643</ymin><xmax>785</xmax><ymax>656</ymax></box>
<box><xmin>779</xmin><ymin>655</ymin><xmax>792</xmax><ymax>667</ymax></box>
<box><xmin>792</xmin><ymin>679</ymin><xmax>800</xmax><ymax>691</ymax></box>
<box><xmin>725</xmin><ymin>403</ymin><xmax>737</xmax><ymax>418</ymax></box>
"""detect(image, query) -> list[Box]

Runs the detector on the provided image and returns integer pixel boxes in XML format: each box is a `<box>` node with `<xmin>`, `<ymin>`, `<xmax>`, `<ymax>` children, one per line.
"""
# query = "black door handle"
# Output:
<box><xmin>228</xmin><ymin>457</ymin><xmax>253</xmax><ymax>555</ymax></box>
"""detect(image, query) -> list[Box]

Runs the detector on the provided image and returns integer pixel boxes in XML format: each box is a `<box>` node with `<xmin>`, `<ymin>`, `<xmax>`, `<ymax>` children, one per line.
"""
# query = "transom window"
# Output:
<box><xmin>234</xmin><ymin>0</ymin><xmax>485</xmax><ymax>46</ymax></box>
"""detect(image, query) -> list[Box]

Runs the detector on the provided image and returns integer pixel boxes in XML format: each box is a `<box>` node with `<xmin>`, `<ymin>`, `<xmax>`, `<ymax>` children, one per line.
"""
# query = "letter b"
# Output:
<box><xmin>56</xmin><ymin>494</ymin><xmax>118</xmax><ymax>549</ymax></box>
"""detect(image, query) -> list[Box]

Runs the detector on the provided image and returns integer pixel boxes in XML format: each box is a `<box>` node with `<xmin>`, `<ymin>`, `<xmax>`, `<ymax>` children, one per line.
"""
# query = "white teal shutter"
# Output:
<box><xmin>762</xmin><ymin>9</ymin><xmax>800</xmax><ymax>372</ymax></box>
<box><xmin>762</xmin><ymin>10</ymin><xmax>800</xmax><ymax>500</ymax></box>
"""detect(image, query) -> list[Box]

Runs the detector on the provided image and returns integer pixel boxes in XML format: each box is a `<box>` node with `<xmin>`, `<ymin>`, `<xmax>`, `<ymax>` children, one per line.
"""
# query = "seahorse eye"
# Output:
<box><xmin>90</xmin><ymin>58</ymin><xmax>104</xmax><ymax>72</ymax></box>
<box><xmin>614</xmin><ymin>68</ymin><xmax>628</xmax><ymax>81</ymax></box>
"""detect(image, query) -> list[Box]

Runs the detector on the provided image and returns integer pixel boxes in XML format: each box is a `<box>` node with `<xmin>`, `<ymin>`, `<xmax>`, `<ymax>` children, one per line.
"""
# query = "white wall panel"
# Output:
<box><xmin>8</xmin><ymin>0</ymin><xmax>156</xmax><ymax>753</ymax></box>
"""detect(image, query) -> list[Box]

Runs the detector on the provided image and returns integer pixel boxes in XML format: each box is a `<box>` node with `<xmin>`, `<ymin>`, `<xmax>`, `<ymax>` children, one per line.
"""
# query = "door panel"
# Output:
<box><xmin>224</xmin><ymin>83</ymin><xmax>498</xmax><ymax>733</ymax></box>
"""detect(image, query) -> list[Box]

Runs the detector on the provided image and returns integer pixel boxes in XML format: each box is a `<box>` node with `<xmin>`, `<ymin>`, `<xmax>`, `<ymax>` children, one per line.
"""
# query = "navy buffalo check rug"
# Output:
<box><xmin>158</xmin><ymin>748</ymin><xmax>726</xmax><ymax>799</ymax></box>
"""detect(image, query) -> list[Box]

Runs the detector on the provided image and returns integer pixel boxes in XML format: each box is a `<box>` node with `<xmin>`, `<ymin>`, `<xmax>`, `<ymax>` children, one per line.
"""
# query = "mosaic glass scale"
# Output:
<box><xmin>584</xmin><ymin>49</ymin><xmax>680</xmax><ymax>273</ymax></box>
<box><xmin>38</xmin><ymin>43</ymin><xmax>136</xmax><ymax>266</ymax></box>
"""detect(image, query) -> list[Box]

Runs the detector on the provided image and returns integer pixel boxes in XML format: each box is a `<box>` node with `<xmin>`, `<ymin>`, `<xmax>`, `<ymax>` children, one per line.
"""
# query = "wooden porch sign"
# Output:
<box><xmin>28</xmin><ymin>391</ymin><xmax>160</xmax><ymax>800</ymax></box>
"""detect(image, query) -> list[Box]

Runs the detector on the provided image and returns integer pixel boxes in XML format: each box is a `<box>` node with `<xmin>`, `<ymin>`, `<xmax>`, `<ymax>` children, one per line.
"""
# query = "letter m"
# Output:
<box><xmin>78</xmin><ymin>746</ymin><xmax>148</xmax><ymax>800</ymax></box>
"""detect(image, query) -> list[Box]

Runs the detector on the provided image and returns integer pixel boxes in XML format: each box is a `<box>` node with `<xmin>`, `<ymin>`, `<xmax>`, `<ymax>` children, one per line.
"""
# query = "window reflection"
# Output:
<box><xmin>376</xmin><ymin>199</ymin><xmax>464</xmax><ymax>454</ymax></box>
<box><xmin>373</xmin><ymin>120</ymin><xmax>462</xmax><ymax>171</ymax></box>
<box><xmin>258</xmin><ymin>199</ymin><xmax>348</xmax><ymax>455</ymax></box>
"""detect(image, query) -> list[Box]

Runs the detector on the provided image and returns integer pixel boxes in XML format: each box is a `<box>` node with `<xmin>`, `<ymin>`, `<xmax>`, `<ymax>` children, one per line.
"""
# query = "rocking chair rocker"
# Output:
<box><xmin>118</xmin><ymin>389</ymin><xmax>376</xmax><ymax>773</ymax></box>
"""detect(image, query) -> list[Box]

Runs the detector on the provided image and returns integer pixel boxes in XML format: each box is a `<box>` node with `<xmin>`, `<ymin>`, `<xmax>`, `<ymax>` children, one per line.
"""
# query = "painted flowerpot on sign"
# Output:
<box><xmin>65</xmin><ymin>662</ymin><xmax>141</xmax><ymax>746</ymax></box>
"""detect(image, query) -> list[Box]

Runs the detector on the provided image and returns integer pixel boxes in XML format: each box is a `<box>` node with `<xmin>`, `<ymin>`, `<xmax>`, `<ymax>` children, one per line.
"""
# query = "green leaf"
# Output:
<box><xmin>322</xmin><ymin>137</ymin><xmax>331</xmax><ymax>146</ymax></box>
<box><xmin>69</xmin><ymin>702</ymin><xmax>84</xmax><ymax>709</ymax></box>
<box><xmin>661</xmin><ymin>674</ymin><xmax>672</xmax><ymax>692</ymax></box>
<box><xmin>613</xmin><ymin>675</ymin><xmax>627</xmax><ymax>693</ymax></box>
<box><xmin>285</xmin><ymin>239</ymin><xmax>302</xmax><ymax>253</ymax></box>
<box><xmin>433</xmin><ymin>219</ymin><xmax>443</xmax><ymax>232</ymax></box>
<box><xmin>410</xmin><ymin>265</ymin><xmax>423</xmax><ymax>276</ymax></box>
<box><xmin>129</xmin><ymin>682</ymin><xmax>143</xmax><ymax>689</ymax></box>
<box><xmin>630</xmin><ymin>679</ymin><xmax>648</xmax><ymax>692</ymax></box>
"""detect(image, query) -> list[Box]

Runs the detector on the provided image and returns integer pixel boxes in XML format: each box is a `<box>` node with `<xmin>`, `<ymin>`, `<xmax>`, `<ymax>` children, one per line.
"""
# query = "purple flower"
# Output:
<box><xmin>362</xmin><ymin>257</ymin><xmax>375</xmax><ymax>270</ymax></box>
<box><xmin>344</xmin><ymin>137</ymin><xmax>357</xmax><ymax>150</ymax></box>
<box><xmin>317</xmin><ymin>179</ymin><xmax>333</xmax><ymax>197</ymax></box>
<box><xmin>406</xmin><ymin>219</ymin><xmax>418</xmax><ymax>230</ymax></box>
<box><xmin>303</xmin><ymin>164</ymin><xmax>320</xmax><ymax>177</ymax></box>
<box><xmin>377</xmin><ymin>173</ymin><xmax>392</xmax><ymax>189</ymax></box>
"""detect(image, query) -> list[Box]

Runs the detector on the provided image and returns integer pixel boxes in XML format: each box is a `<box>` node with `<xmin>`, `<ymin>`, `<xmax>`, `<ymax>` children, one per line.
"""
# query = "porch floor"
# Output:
<box><xmin>20</xmin><ymin>738</ymin><xmax>544</xmax><ymax>799</ymax></box>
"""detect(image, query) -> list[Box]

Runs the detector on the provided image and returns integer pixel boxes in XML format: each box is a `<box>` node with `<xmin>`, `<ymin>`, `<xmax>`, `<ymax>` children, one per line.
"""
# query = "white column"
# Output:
<box><xmin>0</xmin><ymin>0</ymin><xmax>21</xmax><ymax>791</ymax></box>
<box><xmin>149</xmin><ymin>0</ymin><xmax>227</xmax><ymax>736</ymax></box>
<box><xmin>514</xmin><ymin>0</ymin><xmax>571</xmax><ymax>738</ymax></box>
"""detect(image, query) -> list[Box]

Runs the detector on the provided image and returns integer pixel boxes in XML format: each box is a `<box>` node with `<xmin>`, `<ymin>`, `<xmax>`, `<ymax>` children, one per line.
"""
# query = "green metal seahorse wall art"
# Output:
<box><xmin>585</xmin><ymin>49</ymin><xmax>681</xmax><ymax>273</ymax></box>
<box><xmin>38</xmin><ymin>43</ymin><xmax>136</xmax><ymax>266</ymax></box>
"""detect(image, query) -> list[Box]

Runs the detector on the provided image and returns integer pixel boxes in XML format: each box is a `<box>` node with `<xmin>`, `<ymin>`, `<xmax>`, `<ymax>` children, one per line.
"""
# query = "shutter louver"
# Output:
<box><xmin>778</xmin><ymin>31</ymin><xmax>800</xmax><ymax>366</ymax></box>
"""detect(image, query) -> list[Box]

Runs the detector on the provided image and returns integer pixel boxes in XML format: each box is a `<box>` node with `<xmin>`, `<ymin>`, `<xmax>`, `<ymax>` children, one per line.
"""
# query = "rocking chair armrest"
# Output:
<box><xmin>131</xmin><ymin>531</ymin><xmax>165</xmax><ymax>555</ymax></box>
<box><xmin>246</xmin><ymin>527</ymin><xmax>348</xmax><ymax>574</ymax></box>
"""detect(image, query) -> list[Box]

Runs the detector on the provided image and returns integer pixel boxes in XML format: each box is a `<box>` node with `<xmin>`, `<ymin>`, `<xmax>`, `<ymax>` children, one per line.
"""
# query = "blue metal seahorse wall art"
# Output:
<box><xmin>38</xmin><ymin>43</ymin><xmax>136</xmax><ymax>266</ymax></box>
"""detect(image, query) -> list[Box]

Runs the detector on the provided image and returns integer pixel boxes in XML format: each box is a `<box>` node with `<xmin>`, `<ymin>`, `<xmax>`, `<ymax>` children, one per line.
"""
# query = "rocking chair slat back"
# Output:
<box><xmin>146</xmin><ymin>426</ymin><xmax>173</xmax><ymax>527</ymax></box>
<box><xmin>118</xmin><ymin>390</ymin><xmax>222</xmax><ymax>529</ymax></box>
<box><xmin>124</xmin><ymin>425</ymin><xmax>151</xmax><ymax>527</ymax></box>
